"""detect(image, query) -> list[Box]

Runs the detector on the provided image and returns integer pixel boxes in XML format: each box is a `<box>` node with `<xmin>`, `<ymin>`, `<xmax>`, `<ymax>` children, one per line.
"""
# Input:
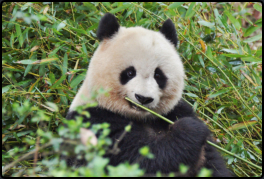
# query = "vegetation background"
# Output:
<box><xmin>2</xmin><ymin>2</ymin><xmax>262</xmax><ymax>177</ymax></box>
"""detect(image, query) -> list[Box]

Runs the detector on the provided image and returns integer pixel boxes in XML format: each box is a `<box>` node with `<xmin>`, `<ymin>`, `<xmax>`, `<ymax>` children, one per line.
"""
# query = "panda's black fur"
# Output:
<box><xmin>65</xmin><ymin>13</ymin><xmax>231</xmax><ymax>177</ymax></box>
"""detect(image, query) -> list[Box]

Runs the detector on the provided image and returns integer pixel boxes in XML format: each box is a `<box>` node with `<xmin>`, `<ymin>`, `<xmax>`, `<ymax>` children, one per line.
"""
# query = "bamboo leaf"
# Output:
<box><xmin>70</xmin><ymin>27</ymin><xmax>87</xmax><ymax>35</ymax></box>
<box><xmin>184</xmin><ymin>93</ymin><xmax>198</xmax><ymax>98</ymax></box>
<box><xmin>253</xmin><ymin>3</ymin><xmax>262</xmax><ymax>12</ymax></box>
<box><xmin>168</xmin><ymin>2</ymin><xmax>185</xmax><ymax>9</ymax></box>
<box><xmin>228</xmin><ymin>121</ymin><xmax>258</xmax><ymax>131</ymax></box>
<box><xmin>208</xmin><ymin>88</ymin><xmax>231</xmax><ymax>98</ymax></box>
<box><xmin>224</xmin><ymin>11</ymin><xmax>241</xmax><ymax>30</ymax></box>
<box><xmin>45</xmin><ymin>102</ymin><xmax>59</xmax><ymax>112</ymax></box>
<box><xmin>222</xmin><ymin>54</ymin><xmax>249</xmax><ymax>58</ymax></box>
<box><xmin>110</xmin><ymin>3</ymin><xmax>131</xmax><ymax>14</ymax></box>
<box><xmin>83</xmin><ymin>2</ymin><xmax>97</xmax><ymax>11</ymax></box>
<box><xmin>241</xmin><ymin>57</ymin><xmax>261</xmax><ymax>62</ymax></box>
<box><xmin>244</xmin><ymin>23</ymin><xmax>262</xmax><ymax>37</ymax></box>
<box><xmin>221</xmin><ymin>49</ymin><xmax>239</xmax><ymax>54</ymax></box>
<box><xmin>70</xmin><ymin>72</ymin><xmax>86</xmax><ymax>88</ymax></box>
<box><xmin>198</xmin><ymin>21</ymin><xmax>215</xmax><ymax>28</ymax></box>
<box><xmin>185</xmin><ymin>2</ymin><xmax>196</xmax><ymax>19</ymax></box>
<box><xmin>50</xmin><ymin>75</ymin><xmax>66</xmax><ymax>89</ymax></box>
<box><xmin>57</xmin><ymin>20</ymin><xmax>67</xmax><ymax>31</ymax></box>
<box><xmin>62</xmin><ymin>53</ymin><xmax>68</xmax><ymax>75</ymax></box>
<box><xmin>58</xmin><ymin>89</ymin><xmax>68</xmax><ymax>105</ymax></box>
<box><xmin>28</xmin><ymin>78</ymin><xmax>41</xmax><ymax>92</ymax></box>
<box><xmin>243</xmin><ymin>34</ymin><xmax>262</xmax><ymax>43</ymax></box>
<box><xmin>2</xmin><ymin>85</ymin><xmax>12</xmax><ymax>94</ymax></box>
<box><xmin>15</xmin><ymin>24</ymin><xmax>23</xmax><ymax>47</ymax></box>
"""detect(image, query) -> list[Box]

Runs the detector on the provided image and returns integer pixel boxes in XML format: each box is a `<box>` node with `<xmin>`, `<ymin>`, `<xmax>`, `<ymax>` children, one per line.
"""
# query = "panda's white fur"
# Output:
<box><xmin>70</xmin><ymin>26</ymin><xmax>184</xmax><ymax>119</ymax></box>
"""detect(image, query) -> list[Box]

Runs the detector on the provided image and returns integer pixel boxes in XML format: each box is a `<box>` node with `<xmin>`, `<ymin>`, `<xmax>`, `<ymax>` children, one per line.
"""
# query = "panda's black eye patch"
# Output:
<box><xmin>154</xmin><ymin>67</ymin><xmax>167</xmax><ymax>89</ymax></box>
<box><xmin>120</xmin><ymin>66</ymin><xmax>136</xmax><ymax>85</ymax></box>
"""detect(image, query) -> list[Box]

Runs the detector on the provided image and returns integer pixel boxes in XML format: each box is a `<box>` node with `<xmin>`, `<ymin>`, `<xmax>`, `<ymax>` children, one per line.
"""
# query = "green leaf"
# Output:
<box><xmin>228</xmin><ymin>121</ymin><xmax>258</xmax><ymax>131</ymax></box>
<box><xmin>15</xmin><ymin>24</ymin><xmax>23</xmax><ymax>47</ymax></box>
<box><xmin>221</xmin><ymin>54</ymin><xmax>249</xmax><ymax>58</ymax></box>
<box><xmin>15</xmin><ymin>59</ymin><xmax>37</xmax><ymax>64</ymax></box>
<box><xmin>83</xmin><ymin>2</ymin><xmax>97</xmax><ymax>11</ymax></box>
<box><xmin>184</xmin><ymin>93</ymin><xmax>198</xmax><ymax>98</ymax></box>
<box><xmin>206</xmin><ymin>46</ymin><xmax>213</xmax><ymax>59</ymax></box>
<box><xmin>57</xmin><ymin>20</ymin><xmax>67</xmax><ymax>31</ymax></box>
<box><xmin>102</xmin><ymin>2</ymin><xmax>111</xmax><ymax>8</ymax></box>
<box><xmin>224</xmin><ymin>11</ymin><xmax>241</xmax><ymax>30</ymax></box>
<box><xmin>21</xmin><ymin>2</ymin><xmax>33</xmax><ymax>11</ymax></box>
<box><xmin>198</xmin><ymin>21</ymin><xmax>215</xmax><ymax>28</ymax></box>
<box><xmin>62</xmin><ymin>53</ymin><xmax>68</xmax><ymax>75</ymax></box>
<box><xmin>179</xmin><ymin>164</ymin><xmax>189</xmax><ymax>174</ymax></box>
<box><xmin>139</xmin><ymin>146</ymin><xmax>150</xmax><ymax>156</ymax></box>
<box><xmin>185</xmin><ymin>2</ymin><xmax>196</xmax><ymax>19</ymax></box>
<box><xmin>241</xmin><ymin>57</ymin><xmax>261</xmax><ymax>62</ymax></box>
<box><xmin>24</xmin><ymin>64</ymin><xmax>33</xmax><ymax>77</ymax></box>
<box><xmin>49</xmin><ymin>72</ymin><xmax>55</xmax><ymax>84</ymax></box>
<box><xmin>243</xmin><ymin>34</ymin><xmax>262</xmax><ymax>43</ymax></box>
<box><xmin>87</xmin><ymin>23</ymin><xmax>99</xmax><ymax>31</ymax></box>
<box><xmin>82</xmin><ymin>43</ymin><xmax>88</xmax><ymax>55</ymax></box>
<box><xmin>136</xmin><ymin>8</ymin><xmax>143</xmax><ymax>22</ymax></box>
<box><xmin>2</xmin><ymin>85</ymin><xmax>12</xmax><ymax>94</ymax></box>
<box><xmin>70</xmin><ymin>27</ymin><xmax>87</xmax><ymax>35</ymax></box>
<box><xmin>208</xmin><ymin>88</ymin><xmax>230</xmax><ymax>98</ymax></box>
<box><xmin>70</xmin><ymin>72</ymin><xmax>86</xmax><ymax>88</ymax></box>
<box><xmin>168</xmin><ymin>2</ymin><xmax>185</xmax><ymax>9</ymax></box>
<box><xmin>50</xmin><ymin>75</ymin><xmax>66</xmax><ymax>89</ymax></box>
<box><xmin>125</xmin><ymin>125</ymin><xmax>131</xmax><ymax>132</ymax></box>
<box><xmin>198</xmin><ymin>55</ymin><xmax>205</xmax><ymax>68</ymax></box>
<box><xmin>52</xmin><ymin>28</ymin><xmax>63</xmax><ymax>35</ymax></box>
<box><xmin>45</xmin><ymin>102</ymin><xmax>59</xmax><ymax>112</ymax></box>
<box><xmin>10</xmin><ymin>33</ymin><xmax>14</xmax><ymax>48</ymax></box>
<box><xmin>197</xmin><ymin>168</ymin><xmax>213</xmax><ymax>177</ymax></box>
<box><xmin>39</xmin><ymin>53</ymin><xmax>46</xmax><ymax>76</ymax></box>
<box><xmin>16</xmin><ymin>79</ymin><xmax>33</xmax><ymax>86</ymax></box>
<box><xmin>244</xmin><ymin>23</ymin><xmax>262</xmax><ymax>37</ymax></box>
<box><xmin>253</xmin><ymin>3</ymin><xmax>262</xmax><ymax>12</ymax></box>
<box><xmin>110</xmin><ymin>3</ymin><xmax>132</xmax><ymax>14</ymax></box>
<box><xmin>221</xmin><ymin>49</ymin><xmax>239</xmax><ymax>54</ymax></box>
<box><xmin>49</xmin><ymin>44</ymin><xmax>65</xmax><ymax>57</ymax></box>
<box><xmin>213</xmin><ymin>8</ymin><xmax>224</xmax><ymax>28</ymax></box>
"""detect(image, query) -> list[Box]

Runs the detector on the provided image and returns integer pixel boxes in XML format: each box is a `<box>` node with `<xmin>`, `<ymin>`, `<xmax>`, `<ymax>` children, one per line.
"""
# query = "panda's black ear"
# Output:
<box><xmin>96</xmin><ymin>13</ymin><xmax>120</xmax><ymax>41</ymax></box>
<box><xmin>160</xmin><ymin>19</ymin><xmax>178</xmax><ymax>47</ymax></box>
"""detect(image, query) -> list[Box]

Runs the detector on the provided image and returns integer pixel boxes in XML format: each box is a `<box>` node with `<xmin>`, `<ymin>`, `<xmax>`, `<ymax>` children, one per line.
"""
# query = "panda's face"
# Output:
<box><xmin>69</xmin><ymin>14</ymin><xmax>185</xmax><ymax>119</ymax></box>
<box><xmin>83</xmin><ymin>27</ymin><xmax>185</xmax><ymax>119</ymax></box>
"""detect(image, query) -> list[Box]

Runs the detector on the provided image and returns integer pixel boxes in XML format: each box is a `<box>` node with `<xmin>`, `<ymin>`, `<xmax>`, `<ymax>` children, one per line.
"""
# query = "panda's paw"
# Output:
<box><xmin>170</xmin><ymin>117</ymin><xmax>210</xmax><ymax>144</ymax></box>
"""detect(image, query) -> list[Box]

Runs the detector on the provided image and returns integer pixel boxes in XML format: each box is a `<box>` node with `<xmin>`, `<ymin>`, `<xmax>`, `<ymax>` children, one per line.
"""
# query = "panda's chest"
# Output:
<box><xmin>142</xmin><ymin>123</ymin><xmax>170</xmax><ymax>140</ymax></box>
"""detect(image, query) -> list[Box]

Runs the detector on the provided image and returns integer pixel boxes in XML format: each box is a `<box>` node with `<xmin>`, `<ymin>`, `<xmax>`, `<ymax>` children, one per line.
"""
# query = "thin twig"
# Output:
<box><xmin>2</xmin><ymin>142</ymin><xmax>51</xmax><ymax>174</ymax></box>
<box><xmin>108</xmin><ymin>122</ymin><xmax>133</xmax><ymax>155</ymax></box>
<box><xmin>33</xmin><ymin>136</ymin><xmax>40</xmax><ymax>175</ymax></box>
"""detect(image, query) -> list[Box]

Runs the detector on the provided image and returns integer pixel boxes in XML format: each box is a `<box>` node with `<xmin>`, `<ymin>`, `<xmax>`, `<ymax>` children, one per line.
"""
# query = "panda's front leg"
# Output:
<box><xmin>142</xmin><ymin>117</ymin><xmax>210</xmax><ymax>175</ymax></box>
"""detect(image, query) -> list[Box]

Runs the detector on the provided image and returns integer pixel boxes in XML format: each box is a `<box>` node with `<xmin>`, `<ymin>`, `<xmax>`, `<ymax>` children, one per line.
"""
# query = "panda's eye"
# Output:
<box><xmin>120</xmin><ymin>66</ymin><xmax>136</xmax><ymax>85</ymax></box>
<box><xmin>127</xmin><ymin>70</ymin><xmax>135</xmax><ymax>78</ymax></box>
<box><xmin>154</xmin><ymin>72</ymin><xmax>161</xmax><ymax>79</ymax></box>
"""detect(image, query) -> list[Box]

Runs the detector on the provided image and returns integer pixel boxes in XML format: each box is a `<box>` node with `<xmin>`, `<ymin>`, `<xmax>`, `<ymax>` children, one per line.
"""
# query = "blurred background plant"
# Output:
<box><xmin>2</xmin><ymin>2</ymin><xmax>262</xmax><ymax>177</ymax></box>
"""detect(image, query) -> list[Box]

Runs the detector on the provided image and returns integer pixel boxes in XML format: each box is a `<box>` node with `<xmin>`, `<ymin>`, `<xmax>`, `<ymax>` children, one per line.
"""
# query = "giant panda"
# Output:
<box><xmin>66</xmin><ymin>13</ymin><xmax>231</xmax><ymax>177</ymax></box>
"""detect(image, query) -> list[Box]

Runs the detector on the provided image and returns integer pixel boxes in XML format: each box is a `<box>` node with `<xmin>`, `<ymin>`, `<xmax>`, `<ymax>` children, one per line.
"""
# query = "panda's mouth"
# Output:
<box><xmin>128</xmin><ymin>101</ymin><xmax>146</xmax><ymax>112</ymax></box>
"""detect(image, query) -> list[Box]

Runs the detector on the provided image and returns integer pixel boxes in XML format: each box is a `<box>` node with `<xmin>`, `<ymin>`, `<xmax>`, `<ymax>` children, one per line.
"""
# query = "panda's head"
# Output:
<box><xmin>71</xmin><ymin>13</ymin><xmax>185</xmax><ymax>119</ymax></box>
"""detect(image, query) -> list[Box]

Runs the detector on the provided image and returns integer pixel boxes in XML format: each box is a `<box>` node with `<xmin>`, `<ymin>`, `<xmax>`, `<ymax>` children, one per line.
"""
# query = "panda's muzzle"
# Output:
<box><xmin>128</xmin><ymin>101</ymin><xmax>145</xmax><ymax>112</ymax></box>
<box><xmin>135</xmin><ymin>94</ymin><xmax>154</xmax><ymax>105</ymax></box>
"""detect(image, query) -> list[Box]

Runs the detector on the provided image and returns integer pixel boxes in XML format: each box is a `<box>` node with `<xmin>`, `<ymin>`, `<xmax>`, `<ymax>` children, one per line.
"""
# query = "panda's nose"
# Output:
<box><xmin>135</xmin><ymin>94</ymin><xmax>154</xmax><ymax>104</ymax></box>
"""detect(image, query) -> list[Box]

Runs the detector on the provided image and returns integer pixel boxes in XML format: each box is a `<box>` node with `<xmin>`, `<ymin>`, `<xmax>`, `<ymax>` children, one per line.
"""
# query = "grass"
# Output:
<box><xmin>2</xmin><ymin>2</ymin><xmax>262</xmax><ymax>177</ymax></box>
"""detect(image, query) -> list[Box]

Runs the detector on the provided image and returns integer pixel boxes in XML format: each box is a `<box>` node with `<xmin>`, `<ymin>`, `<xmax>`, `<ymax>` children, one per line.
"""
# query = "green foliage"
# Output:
<box><xmin>2</xmin><ymin>2</ymin><xmax>262</xmax><ymax>177</ymax></box>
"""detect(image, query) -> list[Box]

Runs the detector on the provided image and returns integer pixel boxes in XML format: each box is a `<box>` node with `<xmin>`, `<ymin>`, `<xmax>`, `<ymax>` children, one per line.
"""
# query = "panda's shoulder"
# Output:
<box><xmin>165</xmin><ymin>99</ymin><xmax>197</xmax><ymax>119</ymax></box>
